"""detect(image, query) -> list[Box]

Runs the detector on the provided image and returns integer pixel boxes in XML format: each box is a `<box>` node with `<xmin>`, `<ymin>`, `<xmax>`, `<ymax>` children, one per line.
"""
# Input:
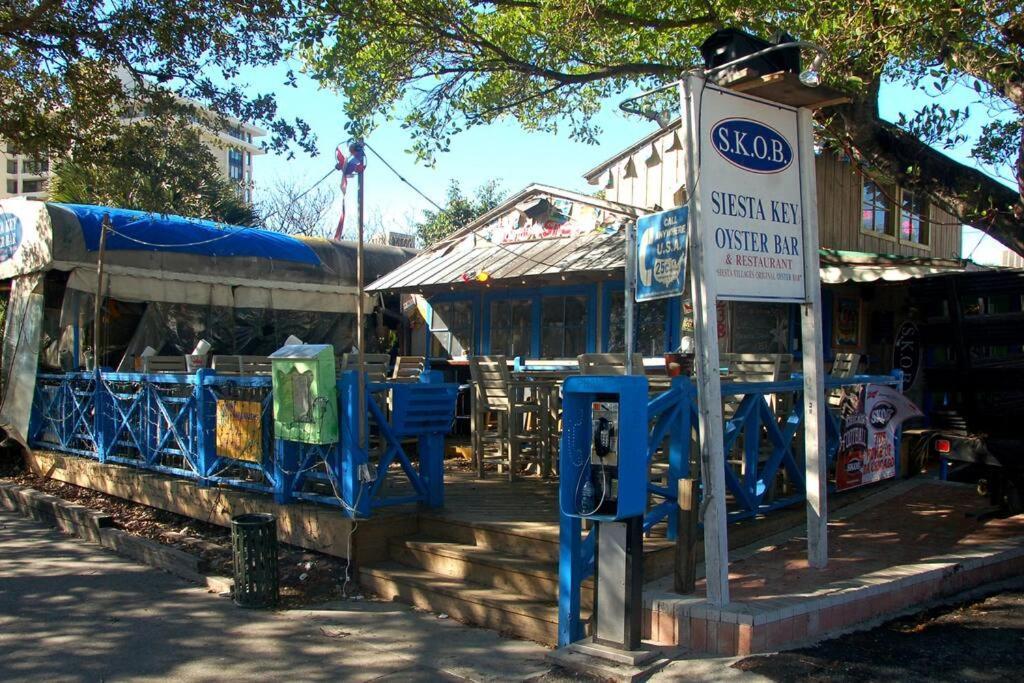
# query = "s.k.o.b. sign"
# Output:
<box><xmin>692</xmin><ymin>84</ymin><xmax>807</xmax><ymax>303</ymax></box>
<box><xmin>0</xmin><ymin>212</ymin><xmax>22</xmax><ymax>262</ymax></box>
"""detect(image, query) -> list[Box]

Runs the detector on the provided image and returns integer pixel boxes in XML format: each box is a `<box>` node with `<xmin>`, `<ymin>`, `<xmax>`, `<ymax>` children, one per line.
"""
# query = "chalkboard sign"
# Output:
<box><xmin>729</xmin><ymin>302</ymin><xmax>791</xmax><ymax>353</ymax></box>
<box><xmin>892</xmin><ymin>321</ymin><xmax>921</xmax><ymax>391</ymax></box>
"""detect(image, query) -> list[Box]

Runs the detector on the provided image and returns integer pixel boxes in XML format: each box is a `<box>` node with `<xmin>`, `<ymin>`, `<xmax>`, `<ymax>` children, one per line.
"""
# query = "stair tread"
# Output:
<box><xmin>363</xmin><ymin>561</ymin><xmax>586</xmax><ymax>623</ymax></box>
<box><xmin>393</xmin><ymin>536</ymin><xmax>563</xmax><ymax>579</ymax></box>
<box><xmin>419</xmin><ymin>513</ymin><xmax>561</xmax><ymax>543</ymax></box>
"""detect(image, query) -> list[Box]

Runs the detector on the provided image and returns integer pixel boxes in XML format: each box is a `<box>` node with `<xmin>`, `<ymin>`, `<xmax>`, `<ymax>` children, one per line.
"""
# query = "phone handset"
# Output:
<box><xmin>593</xmin><ymin>416</ymin><xmax>613</xmax><ymax>458</ymax></box>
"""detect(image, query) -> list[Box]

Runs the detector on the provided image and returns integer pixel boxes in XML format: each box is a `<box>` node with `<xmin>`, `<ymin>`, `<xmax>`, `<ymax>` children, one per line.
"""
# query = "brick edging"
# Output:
<box><xmin>645</xmin><ymin>538</ymin><xmax>1024</xmax><ymax>655</ymax></box>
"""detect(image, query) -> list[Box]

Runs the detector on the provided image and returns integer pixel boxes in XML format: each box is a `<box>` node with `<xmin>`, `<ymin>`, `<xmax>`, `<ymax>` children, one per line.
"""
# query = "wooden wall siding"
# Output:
<box><xmin>815</xmin><ymin>155</ymin><xmax>961</xmax><ymax>259</ymax></box>
<box><xmin>596</xmin><ymin>129</ymin><xmax>961</xmax><ymax>259</ymax></box>
<box><xmin>601</xmin><ymin>129</ymin><xmax>685</xmax><ymax>211</ymax></box>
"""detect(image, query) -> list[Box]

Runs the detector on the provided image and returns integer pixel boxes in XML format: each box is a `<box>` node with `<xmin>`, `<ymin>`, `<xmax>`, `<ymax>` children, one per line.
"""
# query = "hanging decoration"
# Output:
<box><xmin>332</xmin><ymin>141</ymin><xmax>367</xmax><ymax>241</ymax></box>
<box><xmin>460</xmin><ymin>270</ymin><xmax>490</xmax><ymax>283</ymax></box>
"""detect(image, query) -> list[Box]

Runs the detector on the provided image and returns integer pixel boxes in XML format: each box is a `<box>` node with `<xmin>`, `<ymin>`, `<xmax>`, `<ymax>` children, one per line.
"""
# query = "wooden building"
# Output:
<box><xmin>368</xmin><ymin>122</ymin><xmax>977</xmax><ymax>376</ymax></box>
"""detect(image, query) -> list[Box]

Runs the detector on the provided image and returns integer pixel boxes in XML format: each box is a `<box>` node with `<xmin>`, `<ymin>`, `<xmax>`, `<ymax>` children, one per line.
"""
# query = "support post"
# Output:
<box><xmin>273</xmin><ymin>438</ymin><xmax>300</xmax><ymax>505</ymax></box>
<box><xmin>679</xmin><ymin>73</ymin><xmax>730</xmax><ymax>606</ymax></box>
<box><xmin>92</xmin><ymin>368</ymin><xmax>109</xmax><ymax>463</ymax></box>
<box><xmin>797</xmin><ymin>107</ymin><xmax>828</xmax><ymax>569</ymax></box>
<box><xmin>92</xmin><ymin>214</ymin><xmax>110</xmax><ymax>370</ymax></box>
<box><xmin>624</xmin><ymin>221</ymin><xmax>637</xmax><ymax>375</ymax></box>
<box><xmin>356</xmin><ymin>146</ymin><xmax>367</xmax><ymax>450</ymax></box>
<box><xmin>340</xmin><ymin>370</ymin><xmax>371</xmax><ymax>517</ymax></box>
<box><xmin>419</xmin><ymin>433</ymin><xmax>445</xmax><ymax>508</ymax></box>
<box><xmin>193</xmin><ymin>369</ymin><xmax>216</xmax><ymax>484</ymax></box>
<box><xmin>666</xmin><ymin>376</ymin><xmax>693</xmax><ymax>541</ymax></box>
<box><xmin>674</xmin><ymin>478</ymin><xmax>699</xmax><ymax>594</ymax></box>
<box><xmin>558</xmin><ymin>513</ymin><xmax>584</xmax><ymax>647</ymax></box>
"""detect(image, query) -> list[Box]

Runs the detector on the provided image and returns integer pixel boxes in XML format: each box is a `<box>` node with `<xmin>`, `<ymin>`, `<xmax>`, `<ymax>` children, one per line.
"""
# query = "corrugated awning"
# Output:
<box><xmin>370</xmin><ymin>239</ymin><xmax>983</xmax><ymax>293</ymax></box>
<box><xmin>367</xmin><ymin>228</ymin><xmax>628</xmax><ymax>292</ymax></box>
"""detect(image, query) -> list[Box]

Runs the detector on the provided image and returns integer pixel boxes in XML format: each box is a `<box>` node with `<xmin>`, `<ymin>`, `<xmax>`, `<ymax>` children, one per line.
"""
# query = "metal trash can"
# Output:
<box><xmin>231</xmin><ymin>513</ymin><xmax>279</xmax><ymax>608</ymax></box>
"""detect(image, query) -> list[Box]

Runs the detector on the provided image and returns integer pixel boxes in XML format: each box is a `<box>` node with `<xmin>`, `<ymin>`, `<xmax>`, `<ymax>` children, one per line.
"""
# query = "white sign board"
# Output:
<box><xmin>694</xmin><ymin>84</ymin><xmax>807</xmax><ymax>302</ymax></box>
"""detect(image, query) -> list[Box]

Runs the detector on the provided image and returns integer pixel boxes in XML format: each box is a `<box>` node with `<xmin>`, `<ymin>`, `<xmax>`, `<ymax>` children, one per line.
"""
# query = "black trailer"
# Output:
<box><xmin>910</xmin><ymin>268</ymin><xmax>1024</xmax><ymax>510</ymax></box>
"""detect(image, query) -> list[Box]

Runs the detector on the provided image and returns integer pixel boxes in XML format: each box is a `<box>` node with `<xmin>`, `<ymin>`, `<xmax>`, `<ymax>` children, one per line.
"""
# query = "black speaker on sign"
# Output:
<box><xmin>700</xmin><ymin>28</ymin><xmax>801</xmax><ymax>77</ymax></box>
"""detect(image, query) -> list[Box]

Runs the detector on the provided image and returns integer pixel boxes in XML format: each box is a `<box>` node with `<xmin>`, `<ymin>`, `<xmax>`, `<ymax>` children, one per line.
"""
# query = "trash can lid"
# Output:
<box><xmin>231</xmin><ymin>512</ymin><xmax>276</xmax><ymax>526</ymax></box>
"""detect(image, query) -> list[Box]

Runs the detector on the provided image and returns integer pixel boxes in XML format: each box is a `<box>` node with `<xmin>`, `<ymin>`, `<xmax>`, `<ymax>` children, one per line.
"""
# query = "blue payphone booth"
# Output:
<box><xmin>560</xmin><ymin>375</ymin><xmax>649</xmax><ymax>651</ymax></box>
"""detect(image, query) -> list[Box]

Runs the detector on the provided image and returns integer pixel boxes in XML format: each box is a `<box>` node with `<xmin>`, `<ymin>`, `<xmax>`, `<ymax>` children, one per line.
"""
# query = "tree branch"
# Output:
<box><xmin>477</xmin><ymin>1</ymin><xmax>718</xmax><ymax>31</ymax></box>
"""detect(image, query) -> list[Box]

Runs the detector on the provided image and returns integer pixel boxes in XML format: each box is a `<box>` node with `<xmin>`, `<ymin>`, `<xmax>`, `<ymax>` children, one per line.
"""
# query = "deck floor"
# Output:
<box><xmin>700</xmin><ymin>481</ymin><xmax>1024</xmax><ymax>604</ymax></box>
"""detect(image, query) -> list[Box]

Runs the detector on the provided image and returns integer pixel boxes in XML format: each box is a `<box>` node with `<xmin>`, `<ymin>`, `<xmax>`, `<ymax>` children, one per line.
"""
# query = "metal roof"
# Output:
<box><xmin>367</xmin><ymin>186</ymin><xmax>637</xmax><ymax>293</ymax></box>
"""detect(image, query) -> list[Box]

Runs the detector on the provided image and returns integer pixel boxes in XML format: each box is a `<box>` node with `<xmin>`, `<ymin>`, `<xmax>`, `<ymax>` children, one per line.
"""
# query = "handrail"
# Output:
<box><xmin>30</xmin><ymin>369</ymin><xmax>457</xmax><ymax>518</ymax></box>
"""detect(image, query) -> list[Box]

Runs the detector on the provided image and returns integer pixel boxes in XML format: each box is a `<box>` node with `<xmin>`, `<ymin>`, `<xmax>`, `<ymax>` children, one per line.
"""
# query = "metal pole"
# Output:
<box><xmin>356</xmin><ymin>150</ymin><xmax>367</xmax><ymax>449</ymax></box>
<box><xmin>93</xmin><ymin>214</ymin><xmax>110</xmax><ymax>371</ymax></box>
<box><xmin>624</xmin><ymin>221</ymin><xmax>637</xmax><ymax>375</ymax></box>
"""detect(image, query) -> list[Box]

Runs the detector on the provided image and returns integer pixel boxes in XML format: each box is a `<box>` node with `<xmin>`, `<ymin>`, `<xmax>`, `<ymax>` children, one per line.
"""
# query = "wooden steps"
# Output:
<box><xmin>361</xmin><ymin>515</ymin><xmax>593</xmax><ymax>646</ymax></box>
<box><xmin>360</xmin><ymin>562</ymin><xmax>584</xmax><ymax>645</ymax></box>
<box><xmin>389</xmin><ymin>537</ymin><xmax>594</xmax><ymax>607</ymax></box>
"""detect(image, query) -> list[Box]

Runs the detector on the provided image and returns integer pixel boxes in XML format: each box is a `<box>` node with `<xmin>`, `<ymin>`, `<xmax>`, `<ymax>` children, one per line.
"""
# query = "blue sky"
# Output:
<box><xmin>247</xmin><ymin>61</ymin><xmax>1013</xmax><ymax>263</ymax></box>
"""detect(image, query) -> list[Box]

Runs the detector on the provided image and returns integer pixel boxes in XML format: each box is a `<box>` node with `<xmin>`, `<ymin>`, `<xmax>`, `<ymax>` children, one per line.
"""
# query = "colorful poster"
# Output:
<box><xmin>833</xmin><ymin>295</ymin><xmax>861</xmax><ymax>348</ymax></box>
<box><xmin>836</xmin><ymin>384</ymin><xmax>922</xmax><ymax>490</ymax></box>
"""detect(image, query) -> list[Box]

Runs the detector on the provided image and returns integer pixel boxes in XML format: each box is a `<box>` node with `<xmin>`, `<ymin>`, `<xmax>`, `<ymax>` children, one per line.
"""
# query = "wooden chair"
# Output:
<box><xmin>212</xmin><ymin>355</ymin><xmax>272</xmax><ymax>376</ymax></box>
<box><xmin>468</xmin><ymin>355</ymin><xmax>545</xmax><ymax>481</ymax></box>
<box><xmin>339</xmin><ymin>353</ymin><xmax>390</xmax><ymax>382</ymax></box>
<box><xmin>142</xmin><ymin>356</ymin><xmax>188</xmax><ymax>374</ymax></box>
<box><xmin>392</xmin><ymin>356</ymin><xmax>425</xmax><ymax>381</ymax></box>
<box><xmin>577</xmin><ymin>353</ymin><xmax>645</xmax><ymax>376</ymax></box>
<box><xmin>828</xmin><ymin>352</ymin><xmax>861</xmax><ymax>408</ymax></box>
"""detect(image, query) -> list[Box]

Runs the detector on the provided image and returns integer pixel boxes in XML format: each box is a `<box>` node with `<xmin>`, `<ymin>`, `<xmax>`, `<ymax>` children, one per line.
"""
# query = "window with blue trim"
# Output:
<box><xmin>541</xmin><ymin>295</ymin><xmax>588</xmax><ymax>358</ymax></box>
<box><xmin>430</xmin><ymin>300</ymin><xmax>473</xmax><ymax>357</ymax></box>
<box><xmin>489</xmin><ymin>299</ymin><xmax>532</xmax><ymax>357</ymax></box>
<box><xmin>606</xmin><ymin>292</ymin><xmax>669</xmax><ymax>355</ymax></box>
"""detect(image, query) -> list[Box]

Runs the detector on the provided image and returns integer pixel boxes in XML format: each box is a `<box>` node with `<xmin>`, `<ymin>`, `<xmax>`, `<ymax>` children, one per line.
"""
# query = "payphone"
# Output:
<box><xmin>560</xmin><ymin>375</ymin><xmax>648</xmax><ymax>651</ymax></box>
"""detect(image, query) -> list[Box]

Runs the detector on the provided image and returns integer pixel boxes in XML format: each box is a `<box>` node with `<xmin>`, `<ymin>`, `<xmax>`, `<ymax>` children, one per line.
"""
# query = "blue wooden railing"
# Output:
<box><xmin>557</xmin><ymin>371</ymin><xmax>903</xmax><ymax>647</ymax></box>
<box><xmin>29</xmin><ymin>369</ymin><xmax>458</xmax><ymax>518</ymax></box>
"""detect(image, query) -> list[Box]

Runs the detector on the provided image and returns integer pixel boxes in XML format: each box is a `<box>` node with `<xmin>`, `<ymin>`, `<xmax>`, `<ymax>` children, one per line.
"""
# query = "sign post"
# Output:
<box><xmin>679</xmin><ymin>71</ymin><xmax>828</xmax><ymax>602</ymax></box>
<box><xmin>797</xmin><ymin>108</ymin><xmax>829</xmax><ymax>568</ymax></box>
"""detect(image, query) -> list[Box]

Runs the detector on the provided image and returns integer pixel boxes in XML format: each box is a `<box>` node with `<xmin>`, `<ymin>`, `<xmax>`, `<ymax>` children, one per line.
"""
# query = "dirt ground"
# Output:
<box><xmin>2</xmin><ymin>463</ymin><xmax>356</xmax><ymax>608</ymax></box>
<box><xmin>734</xmin><ymin>586</ymin><xmax>1024</xmax><ymax>682</ymax></box>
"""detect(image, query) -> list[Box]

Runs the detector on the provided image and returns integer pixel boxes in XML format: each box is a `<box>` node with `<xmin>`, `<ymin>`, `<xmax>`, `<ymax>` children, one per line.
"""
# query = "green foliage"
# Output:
<box><xmin>297</xmin><ymin>1</ymin><xmax>1019</xmax><ymax>165</ymax></box>
<box><xmin>296</xmin><ymin>0</ymin><xmax>1023</xmax><ymax>245</ymax></box>
<box><xmin>0</xmin><ymin>0</ymin><xmax>312</xmax><ymax>159</ymax></box>
<box><xmin>48</xmin><ymin>119</ymin><xmax>257</xmax><ymax>225</ymax></box>
<box><xmin>414</xmin><ymin>180</ymin><xmax>506</xmax><ymax>245</ymax></box>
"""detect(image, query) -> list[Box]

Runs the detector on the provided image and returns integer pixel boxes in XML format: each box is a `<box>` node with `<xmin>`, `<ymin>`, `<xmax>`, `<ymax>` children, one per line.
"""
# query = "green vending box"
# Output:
<box><xmin>269</xmin><ymin>344</ymin><xmax>338</xmax><ymax>444</ymax></box>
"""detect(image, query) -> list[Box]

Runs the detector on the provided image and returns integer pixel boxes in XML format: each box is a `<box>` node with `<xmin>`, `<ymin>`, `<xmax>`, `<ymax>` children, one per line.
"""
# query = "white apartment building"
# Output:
<box><xmin>0</xmin><ymin>116</ymin><xmax>266</xmax><ymax>203</ymax></box>
<box><xmin>204</xmin><ymin>119</ymin><xmax>267</xmax><ymax>205</ymax></box>
<box><xmin>1</xmin><ymin>148</ymin><xmax>50</xmax><ymax>200</ymax></box>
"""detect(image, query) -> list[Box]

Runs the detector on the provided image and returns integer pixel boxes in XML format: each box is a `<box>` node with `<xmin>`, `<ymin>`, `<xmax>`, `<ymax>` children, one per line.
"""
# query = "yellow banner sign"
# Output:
<box><xmin>216</xmin><ymin>400</ymin><xmax>263</xmax><ymax>463</ymax></box>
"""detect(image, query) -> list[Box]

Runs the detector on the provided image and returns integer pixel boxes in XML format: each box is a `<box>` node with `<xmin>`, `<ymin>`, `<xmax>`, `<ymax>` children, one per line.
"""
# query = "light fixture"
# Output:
<box><xmin>799</xmin><ymin>70</ymin><xmax>820</xmax><ymax>87</ymax></box>
<box><xmin>799</xmin><ymin>52</ymin><xmax>825</xmax><ymax>87</ymax></box>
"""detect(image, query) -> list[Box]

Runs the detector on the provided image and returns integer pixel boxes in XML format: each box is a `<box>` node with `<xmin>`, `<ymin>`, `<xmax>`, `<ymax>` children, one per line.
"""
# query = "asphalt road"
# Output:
<box><xmin>732</xmin><ymin>584</ymin><xmax>1024</xmax><ymax>682</ymax></box>
<box><xmin>0</xmin><ymin>510</ymin><xmax>553</xmax><ymax>682</ymax></box>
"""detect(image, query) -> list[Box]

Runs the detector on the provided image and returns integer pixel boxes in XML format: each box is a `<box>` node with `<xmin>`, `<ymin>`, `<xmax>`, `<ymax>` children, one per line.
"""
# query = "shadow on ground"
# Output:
<box><xmin>733</xmin><ymin>589</ymin><xmax>1024</xmax><ymax>682</ymax></box>
<box><xmin>0</xmin><ymin>511</ymin><xmax>552</xmax><ymax>682</ymax></box>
